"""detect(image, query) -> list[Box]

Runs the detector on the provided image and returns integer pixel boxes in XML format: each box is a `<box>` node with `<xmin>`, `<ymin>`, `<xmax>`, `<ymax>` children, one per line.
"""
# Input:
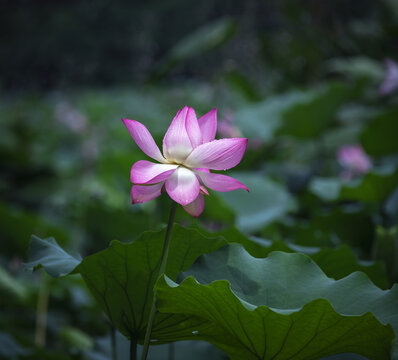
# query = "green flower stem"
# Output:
<box><xmin>141</xmin><ymin>200</ymin><xmax>177</xmax><ymax>360</ymax></box>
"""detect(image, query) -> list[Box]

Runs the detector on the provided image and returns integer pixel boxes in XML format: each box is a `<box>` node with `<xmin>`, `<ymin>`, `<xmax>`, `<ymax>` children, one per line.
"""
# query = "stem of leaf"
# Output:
<box><xmin>35</xmin><ymin>273</ymin><xmax>49</xmax><ymax>347</ymax></box>
<box><xmin>130</xmin><ymin>338</ymin><xmax>137</xmax><ymax>360</ymax></box>
<box><xmin>168</xmin><ymin>342</ymin><xmax>175</xmax><ymax>360</ymax></box>
<box><xmin>141</xmin><ymin>200</ymin><xmax>177</xmax><ymax>360</ymax></box>
<box><xmin>111</xmin><ymin>324</ymin><xmax>117</xmax><ymax>360</ymax></box>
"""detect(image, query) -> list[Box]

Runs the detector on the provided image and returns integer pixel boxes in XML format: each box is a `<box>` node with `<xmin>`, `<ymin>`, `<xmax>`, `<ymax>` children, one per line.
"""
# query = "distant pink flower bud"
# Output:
<box><xmin>337</xmin><ymin>145</ymin><xmax>372</xmax><ymax>179</ymax></box>
<box><xmin>379</xmin><ymin>59</ymin><xmax>398</xmax><ymax>96</ymax></box>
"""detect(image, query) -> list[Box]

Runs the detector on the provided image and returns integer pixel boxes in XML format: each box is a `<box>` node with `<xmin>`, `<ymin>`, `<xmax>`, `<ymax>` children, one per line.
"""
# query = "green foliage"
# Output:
<box><xmin>156</xmin><ymin>248</ymin><xmax>396</xmax><ymax>359</ymax></box>
<box><xmin>310</xmin><ymin>166</ymin><xmax>398</xmax><ymax>203</ymax></box>
<box><xmin>0</xmin><ymin>332</ymin><xmax>31</xmax><ymax>359</ymax></box>
<box><xmin>0</xmin><ymin>203</ymin><xmax>69</xmax><ymax>255</ymax></box>
<box><xmin>374</xmin><ymin>226</ymin><xmax>398</xmax><ymax>284</ymax></box>
<box><xmin>217</xmin><ymin>173</ymin><xmax>296</xmax><ymax>232</ymax></box>
<box><xmin>309</xmin><ymin>245</ymin><xmax>389</xmax><ymax>289</ymax></box>
<box><xmin>361</xmin><ymin>108</ymin><xmax>398</xmax><ymax>156</ymax></box>
<box><xmin>73</xmin><ymin>226</ymin><xmax>225</xmax><ymax>341</ymax></box>
<box><xmin>280</xmin><ymin>83</ymin><xmax>353</xmax><ymax>138</ymax></box>
<box><xmin>197</xmin><ymin>226</ymin><xmax>389</xmax><ymax>289</ymax></box>
<box><xmin>234</xmin><ymin>82</ymin><xmax>353</xmax><ymax>143</ymax></box>
<box><xmin>156</xmin><ymin>18</ymin><xmax>236</xmax><ymax>79</ymax></box>
<box><xmin>25</xmin><ymin>236</ymin><xmax>81</xmax><ymax>278</ymax></box>
<box><xmin>234</xmin><ymin>90</ymin><xmax>310</xmax><ymax>142</ymax></box>
<box><xmin>59</xmin><ymin>326</ymin><xmax>93</xmax><ymax>351</ymax></box>
<box><xmin>168</xmin><ymin>18</ymin><xmax>236</xmax><ymax>62</ymax></box>
<box><xmin>0</xmin><ymin>266</ymin><xmax>29</xmax><ymax>303</ymax></box>
<box><xmin>26</xmin><ymin>229</ymin><xmax>397</xmax><ymax>358</ymax></box>
<box><xmin>326</xmin><ymin>57</ymin><xmax>384</xmax><ymax>81</ymax></box>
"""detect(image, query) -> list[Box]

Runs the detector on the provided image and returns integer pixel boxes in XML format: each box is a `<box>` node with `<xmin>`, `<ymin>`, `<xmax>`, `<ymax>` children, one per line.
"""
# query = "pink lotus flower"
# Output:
<box><xmin>122</xmin><ymin>106</ymin><xmax>248</xmax><ymax>217</ymax></box>
<box><xmin>337</xmin><ymin>145</ymin><xmax>372</xmax><ymax>180</ymax></box>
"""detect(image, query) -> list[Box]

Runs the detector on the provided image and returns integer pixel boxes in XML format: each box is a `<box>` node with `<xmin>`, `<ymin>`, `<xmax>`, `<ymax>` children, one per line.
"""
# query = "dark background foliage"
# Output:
<box><xmin>1</xmin><ymin>0</ymin><xmax>396</xmax><ymax>89</ymax></box>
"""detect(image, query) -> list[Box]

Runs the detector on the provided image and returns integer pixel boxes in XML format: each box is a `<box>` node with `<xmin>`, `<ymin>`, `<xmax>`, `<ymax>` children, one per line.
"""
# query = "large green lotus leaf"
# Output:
<box><xmin>206</xmin><ymin>227</ymin><xmax>389</xmax><ymax>289</ymax></box>
<box><xmin>183</xmin><ymin>246</ymin><xmax>397</xmax><ymax>322</ymax></box>
<box><xmin>217</xmin><ymin>173</ymin><xmax>296</xmax><ymax>233</ymax></box>
<box><xmin>156</xmin><ymin>246</ymin><xmax>397</xmax><ymax>359</ymax></box>
<box><xmin>361</xmin><ymin>108</ymin><xmax>398</xmax><ymax>156</ymax></box>
<box><xmin>194</xmin><ymin>226</ymin><xmax>388</xmax><ymax>289</ymax></box>
<box><xmin>310</xmin><ymin>166</ymin><xmax>398</xmax><ymax>203</ymax></box>
<box><xmin>157</xmin><ymin>278</ymin><xmax>392</xmax><ymax>360</ymax></box>
<box><xmin>79</xmin><ymin>200</ymin><xmax>162</xmax><ymax>253</ymax></box>
<box><xmin>27</xmin><ymin>225</ymin><xmax>226</xmax><ymax>341</ymax></box>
